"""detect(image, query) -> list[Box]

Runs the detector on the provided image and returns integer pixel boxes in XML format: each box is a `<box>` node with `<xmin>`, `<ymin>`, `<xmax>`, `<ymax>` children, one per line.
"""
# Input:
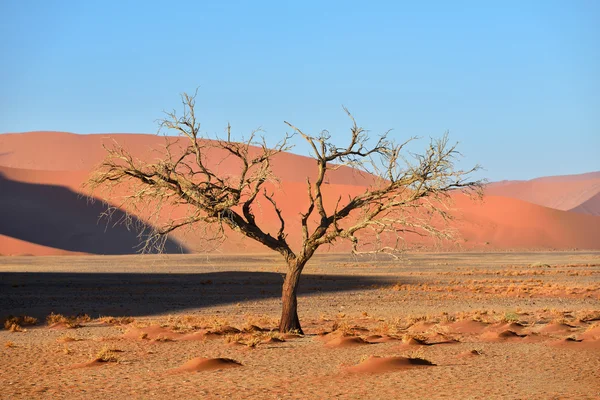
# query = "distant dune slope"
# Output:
<box><xmin>569</xmin><ymin>192</ymin><xmax>600</xmax><ymax>216</ymax></box>
<box><xmin>1</xmin><ymin>131</ymin><xmax>599</xmax><ymax>255</ymax></box>
<box><xmin>485</xmin><ymin>172</ymin><xmax>600</xmax><ymax>215</ymax></box>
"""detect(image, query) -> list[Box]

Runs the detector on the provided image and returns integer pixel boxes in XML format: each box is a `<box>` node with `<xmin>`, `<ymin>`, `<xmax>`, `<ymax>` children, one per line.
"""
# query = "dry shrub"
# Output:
<box><xmin>3</xmin><ymin>315</ymin><xmax>38</xmax><ymax>331</ymax></box>
<box><xmin>224</xmin><ymin>333</ymin><xmax>261</xmax><ymax>348</ymax></box>
<box><xmin>245</xmin><ymin>313</ymin><xmax>278</xmax><ymax>327</ymax></box>
<box><xmin>159</xmin><ymin>314</ymin><xmax>205</xmax><ymax>333</ymax></box>
<box><xmin>97</xmin><ymin>316</ymin><xmax>135</xmax><ymax>325</ymax></box>
<box><xmin>47</xmin><ymin>313</ymin><xmax>91</xmax><ymax>328</ymax></box>
<box><xmin>331</xmin><ymin>321</ymin><xmax>356</xmax><ymax>336</ymax></box>
<box><xmin>224</xmin><ymin>333</ymin><xmax>244</xmax><ymax>345</ymax></box>
<box><xmin>95</xmin><ymin>347</ymin><xmax>123</xmax><ymax>363</ymax></box>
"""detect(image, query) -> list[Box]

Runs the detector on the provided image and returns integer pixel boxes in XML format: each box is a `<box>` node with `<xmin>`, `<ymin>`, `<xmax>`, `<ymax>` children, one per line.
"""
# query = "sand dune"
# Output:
<box><xmin>486</xmin><ymin>172</ymin><xmax>600</xmax><ymax>214</ymax></box>
<box><xmin>1</xmin><ymin>131</ymin><xmax>599</xmax><ymax>255</ymax></box>
<box><xmin>0</xmin><ymin>131</ymin><xmax>374</xmax><ymax>186</ymax></box>
<box><xmin>0</xmin><ymin>167</ymin><xmax>186</xmax><ymax>255</ymax></box>
<box><xmin>569</xmin><ymin>192</ymin><xmax>600</xmax><ymax>216</ymax></box>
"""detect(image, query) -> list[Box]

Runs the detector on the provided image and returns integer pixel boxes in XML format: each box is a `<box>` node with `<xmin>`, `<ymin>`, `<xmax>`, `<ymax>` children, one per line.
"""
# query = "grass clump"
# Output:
<box><xmin>3</xmin><ymin>315</ymin><xmax>38</xmax><ymax>332</ymax></box>
<box><xmin>95</xmin><ymin>346</ymin><xmax>123</xmax><ymax>363</ymax></box>
<box><xmin>46</xmin><ymin>313</ymin><xmax>91</xmax><ymax>328</ymax></box>
<box><xmin>502</xmin><ymin>311</ymin><xmax>520</xmax><ymax>323</ymax></box>
<box><xmin>97</xmin><ymin>316</ymin><xmax>135</xmax><ymax>325</ymax></box>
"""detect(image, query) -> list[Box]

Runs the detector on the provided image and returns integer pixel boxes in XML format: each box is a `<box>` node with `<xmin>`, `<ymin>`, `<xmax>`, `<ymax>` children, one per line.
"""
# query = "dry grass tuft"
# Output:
<box><xmin>3</xmin><ymin>315</ymin><xmax>38</xmax><ymax>331</ymax></box>
<box><xmin>5</xmin><ymin>341</ymin><xmax>16</xmax><ymax>348</ymax></box>
<box><xmin>97</xmin><ymin>316</ymin><xmax>135</xmax><ymax>325</ymax></box>
<box><xmin>95</xmin><ymin>346</ymin><xmax>123</xmax><ymax>363</ymax></box>
<box><xmin>47</xmin><ymin>313</ymin><xmax>91</xmax><ymax>328</ymax></box>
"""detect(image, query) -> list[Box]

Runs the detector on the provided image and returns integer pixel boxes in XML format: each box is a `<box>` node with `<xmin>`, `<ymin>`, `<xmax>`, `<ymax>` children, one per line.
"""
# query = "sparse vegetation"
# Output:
<box><xmin>3</xmin><ymin>315</ymin><xmax>38</xmax><ymax>331</ymax></box>
<box><xmin>46</xmin><ymin>313</ymin><xmax>91</xmax><ymax>328</ymax></box>
<box><xmin>95</xmin><ymin>347</ymin><xmax>123</xmax><ymax>363</ymax></box>
<box><xmin>97</xmin><ymin>316</ymin><xmax>135</xmax><ymax>325</ymax></box>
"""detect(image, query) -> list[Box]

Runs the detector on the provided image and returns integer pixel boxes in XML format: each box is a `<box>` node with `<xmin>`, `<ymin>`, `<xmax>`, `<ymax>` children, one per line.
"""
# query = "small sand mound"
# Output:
<box><xmin>538</xmin><ymin>323</ymin><xmax>575</xmax><ymax>334</ymax></box>
<box><xmin>448</xmin><ymin>320</ymin><xmax>488</xmax><ymax>334</ymax></box>
<box><xmin>178</xmin><ymin>331</ymin><xmax>208</xmax><ymax>341</ymax></box>
<box><xmin>261</xmin><ymin>337</ymin><xmax>285</xmax><ymax>344</ymax></box>
<box><xmin>325</xmin><ymin>336</ymin><xmax>369</xmax><ymax>348</ymax></box>
<box><xmin>578</xmin><ymin>325</ymin><xmax>600</xmax><ymax>341</ymax></box>
<box><xmin>347</xmin><ymin>356</ymin><xmax>435</xmax><ymax>373</ymax></box>
<box><xmin>401</xmin><ymin>337</ymin><xmax>429</xmax><ymax>346</ymax></box>
<box><xmin>406</xmin><ymin>322</ymin><xmax>437</xmax><ymax>333</ymax></box>
<box><xmin>123</xmin><ymin>326</ymin><xmax>181</xmax><ymax>341</ymax></box>
<box><xmin>549</xmin><ymin>338</ymin><xmax>600</xmax><ymax>350</ymax></box>
<box><xmin>458</xmin><ymin>350</ymin><xmax>482</xmax><ymax>358</ymax></box>
<box><xmin>498</xmin><ymin>330</ymin><xmax>526</xmax><ymax>338</ymax></box>
<box><xmin>365</xmin><ymin>335</ymin><xmax>398</xmax><ymax>343</ymax></box>
<box><xmin>488</xmin><ymin>322</ymin><xmax>525</xmax><ymax>332</ymax></box>
<box><xmin>481</xmin><ymin>330</ymin><xmax>526</xmax><ymax>341</ymax></box>
<box><xmin>171</xmin><ymin>357</ymin><xmax>242</xmax><ymax>373</ymax></box>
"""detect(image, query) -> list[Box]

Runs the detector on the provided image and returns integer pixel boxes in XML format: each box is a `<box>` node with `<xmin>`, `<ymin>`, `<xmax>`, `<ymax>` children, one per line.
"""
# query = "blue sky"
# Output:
<box><xmin>1</xmin><ymin>0</ymin><xmax>598</xmax><ymax>181</ymax></box>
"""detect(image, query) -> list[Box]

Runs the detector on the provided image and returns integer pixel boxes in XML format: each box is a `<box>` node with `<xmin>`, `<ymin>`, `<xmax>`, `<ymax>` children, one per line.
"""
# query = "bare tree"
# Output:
<box><xmin>88</xmin><ymin>92</ymin><xmax>482</xmax><ymax>333</ymax></box>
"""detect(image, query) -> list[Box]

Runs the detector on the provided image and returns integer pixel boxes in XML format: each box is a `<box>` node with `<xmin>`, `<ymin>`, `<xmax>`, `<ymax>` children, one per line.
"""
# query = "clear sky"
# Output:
<box><xmin>1</xmin><ymin>1</ymin><xmax>598</xmax><ymax>181</ymax></box>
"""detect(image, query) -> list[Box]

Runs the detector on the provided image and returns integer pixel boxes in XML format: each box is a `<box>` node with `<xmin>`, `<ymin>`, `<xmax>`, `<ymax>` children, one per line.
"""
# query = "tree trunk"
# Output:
<box><xmin>279</xmin><ymin>262</ymin><xmax>304</xmax><ymax>334</ymax></box>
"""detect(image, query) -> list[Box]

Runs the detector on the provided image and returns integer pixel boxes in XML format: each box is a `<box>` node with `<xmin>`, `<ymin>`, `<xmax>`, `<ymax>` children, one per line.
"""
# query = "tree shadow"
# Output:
<box><xmin>0</xmin><ymin>172</ymin><xmax>187</xmax><ymax>254</ymax></box>
<box><xmin>0</xmin><ymin>271</ymin><xmax>400</xmax><ymax>319</ymax></box>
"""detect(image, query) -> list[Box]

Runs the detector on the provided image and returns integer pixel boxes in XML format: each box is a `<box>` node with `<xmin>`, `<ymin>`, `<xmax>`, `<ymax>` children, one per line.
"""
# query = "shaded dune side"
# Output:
<box><xmin>0</xmin><ymin>171</ymin><xmax>186</xmax><ymax>255</ymax></box>
<box><xmin>569</xmin><ymin>192</ymin><xmax>600</xmax><ymax>216</ymax></box>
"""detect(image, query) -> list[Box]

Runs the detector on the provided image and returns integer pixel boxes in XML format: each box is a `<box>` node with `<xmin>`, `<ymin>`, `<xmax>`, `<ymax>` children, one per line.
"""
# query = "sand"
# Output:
<box><xmin>1</xmin><ymin>252</ymin><xmax>599</xmax><ymax>399</ymax></box>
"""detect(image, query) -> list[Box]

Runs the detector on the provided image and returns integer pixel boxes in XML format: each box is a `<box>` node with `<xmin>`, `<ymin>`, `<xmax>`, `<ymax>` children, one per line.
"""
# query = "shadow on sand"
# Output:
<box><xmin>0</xmin><ymin>172</ymin><xmax>187</xmax><ymax>254</ymax></box>
<box><xmin>0</xmin><ymin>271</ymin><xmax>396</xmax><ymax>319</ymax></box>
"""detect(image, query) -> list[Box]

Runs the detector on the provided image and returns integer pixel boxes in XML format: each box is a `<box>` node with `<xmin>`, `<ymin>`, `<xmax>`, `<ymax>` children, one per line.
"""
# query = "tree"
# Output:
<box><xmin>88</xmin><ymin>92</ymin><xmax>482</xmax><ymax>333</ymax></box>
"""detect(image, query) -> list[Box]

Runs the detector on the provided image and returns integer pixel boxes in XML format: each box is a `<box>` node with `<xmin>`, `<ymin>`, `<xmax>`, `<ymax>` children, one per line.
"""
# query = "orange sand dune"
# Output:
<box><xmin>486</xmin><ymin>172</ymin><xmax>600</xmax><ymax>214</ymax></box>
<box><xmin>0</xmin><ymin>131</ymin><xmax>374</xmax><ymax>186</ymax></box>
<box><xmin>1</xmin><ymin>132</ymin><xmax>599</xmax><ymax>255</ymax></box>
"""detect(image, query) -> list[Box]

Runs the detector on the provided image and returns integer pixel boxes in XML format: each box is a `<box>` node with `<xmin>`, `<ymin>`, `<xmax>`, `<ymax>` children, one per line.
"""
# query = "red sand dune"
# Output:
<box><xmin>347</xmin><ymin>356</ymin><xmax>435</xmax><ymax>373</ymax></box>
<box><xmin>1</xmin><ymin>131</ymin><xmax>600</xmax><ymax>255</ymax></box>
<box><xmin>0</xmin><ymin>131</ymin><xmax>374</xmax><ymax>186</ymax></box>
<box><xmin>170</xmin><ymin>357</ymin><xmax>242</xmax><ymax>373</ymax></box>
<box><xmin>324</xmin><ymin>336</ymin><xmax>370</xmax><ymax>348</ymax></box>
<box><xmin>486</xmin><ymin>172</ymin><xmax>600</xmax><ymax>215</ymax></box>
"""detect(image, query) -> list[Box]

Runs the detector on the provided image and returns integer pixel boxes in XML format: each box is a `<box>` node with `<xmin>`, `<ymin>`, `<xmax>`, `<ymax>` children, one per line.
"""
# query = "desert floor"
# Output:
<box><xmin>1</xmin><ymin>252</ymin><xmax>599</xmax><ymax>399</ymax></box>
